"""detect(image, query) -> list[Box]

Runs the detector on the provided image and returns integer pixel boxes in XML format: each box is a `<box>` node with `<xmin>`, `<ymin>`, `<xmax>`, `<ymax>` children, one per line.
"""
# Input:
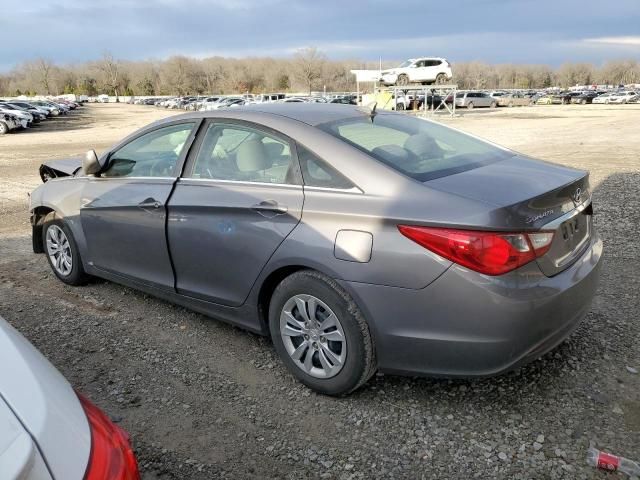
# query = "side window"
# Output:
<box><xmin>297</xmin><ymin>145</ymin><xmax>355</xmax><ymax>189</ymax></box>
<box><xmin>102</xmin><ymin>123</ymin><xmax>194</xmax><ymax>178</ymax></box>
<box><xmin>190</xmin><ymin>123</ymin><xmax>298</xmax><ymax>184</ymax></box>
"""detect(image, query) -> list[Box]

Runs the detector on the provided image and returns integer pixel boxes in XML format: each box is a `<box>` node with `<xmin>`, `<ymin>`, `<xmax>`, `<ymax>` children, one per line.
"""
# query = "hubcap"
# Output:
<box><xmin>279</xmin><ymin>294</ymin><xmax>347</xmax><ymax>379</ymax></box>
<box><xmin>46</xmin><ymin>225</ymin><xmax>73</xmax><ymax>276</ymax></box>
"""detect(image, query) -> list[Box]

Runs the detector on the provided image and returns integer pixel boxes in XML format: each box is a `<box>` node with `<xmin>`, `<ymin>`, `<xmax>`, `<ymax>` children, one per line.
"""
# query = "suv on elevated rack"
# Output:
<box><xmin>380</xmin><ymin>57</ymin><xmax>452</xmax><ymax>86</ymax></box>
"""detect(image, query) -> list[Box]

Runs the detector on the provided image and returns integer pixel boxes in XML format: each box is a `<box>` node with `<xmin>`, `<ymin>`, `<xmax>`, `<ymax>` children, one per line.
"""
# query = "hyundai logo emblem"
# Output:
<box><xmin>573</xmin><ymin>187</ymin><xmax>582</xmax><ymax>204</ymax></box>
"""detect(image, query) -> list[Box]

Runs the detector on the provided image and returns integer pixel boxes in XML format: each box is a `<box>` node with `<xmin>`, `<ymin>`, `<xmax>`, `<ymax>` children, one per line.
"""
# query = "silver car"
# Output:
<box><xmin>30</xmin><ymin>104</ymin><xmax>602</xmax><ymax>396</ymax></box>
<box><xmin>0</xmin><ymin>315</ymin><xmax>140</xmax><ymax>479</ymax></box>
<box><xmin>455</xmin><ymin>91</ymin><xmax>498</xmax><ymax>109</ymax></box>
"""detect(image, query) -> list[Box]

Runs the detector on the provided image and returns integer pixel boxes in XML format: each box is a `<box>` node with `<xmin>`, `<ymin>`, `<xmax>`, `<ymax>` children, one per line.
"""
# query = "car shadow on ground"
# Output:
<box><xmin>16</xmin><ymin>109</ymin><xmax>94</xmax><ymax>135</ymax></box>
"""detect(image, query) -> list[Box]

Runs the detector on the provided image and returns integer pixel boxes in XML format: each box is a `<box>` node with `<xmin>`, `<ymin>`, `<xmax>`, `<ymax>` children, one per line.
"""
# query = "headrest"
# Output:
<box><xmin>404</xmin><ymin>133</ymin><xmax>443</xmax><ymax>159</ymax></box>
<box><xmin>371</xmin><ymin>144</ymin><xmax>412</xmax><ymax>168</ymax></box>
<box><xmin>236</xmin><ymin>139</ymin><xmax>272</xmax><ymax>172</ymax></box>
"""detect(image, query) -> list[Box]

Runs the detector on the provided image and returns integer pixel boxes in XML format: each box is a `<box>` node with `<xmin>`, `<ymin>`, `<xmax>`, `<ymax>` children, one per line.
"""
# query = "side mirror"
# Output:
<box><xmin>83</xmin><ymin>150</ymin><xmax>101</xmax><ymax>175</ymax></box>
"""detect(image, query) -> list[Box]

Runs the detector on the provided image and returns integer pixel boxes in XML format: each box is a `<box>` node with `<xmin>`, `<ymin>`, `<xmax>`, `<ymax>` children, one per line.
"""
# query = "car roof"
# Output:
<box><xmin>172</xmin><ymin>103</ymin><xmax>374</xmax><ymax>127</ymax></box>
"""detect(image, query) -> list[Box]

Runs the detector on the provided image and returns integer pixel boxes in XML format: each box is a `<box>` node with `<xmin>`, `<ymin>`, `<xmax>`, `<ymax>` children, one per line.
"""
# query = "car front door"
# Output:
<box><xmin>80</xmin><ymin>121</ymin><xmax>199</xmax><ymax>289</ymax></box>
<box><xmin>167</xmin><ymin>120</ymin><xmax>304</xmax><ymax>306</ymax></box>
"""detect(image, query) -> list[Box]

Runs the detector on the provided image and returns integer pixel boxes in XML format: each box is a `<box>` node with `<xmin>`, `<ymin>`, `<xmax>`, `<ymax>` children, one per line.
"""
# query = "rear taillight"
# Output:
<box><xmin>78</xmin><ymin>393</ymin><xmax>141</xmax><ymax>480</ymax></box>
<box><xmin>398</xmin><ymin>225</ymin><xmax>554</xmax><ymax>276</ymax></box>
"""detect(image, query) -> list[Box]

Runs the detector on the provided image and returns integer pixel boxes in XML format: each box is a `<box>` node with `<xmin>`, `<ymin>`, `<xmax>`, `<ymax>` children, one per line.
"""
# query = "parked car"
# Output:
<box><xmin>592</xmin><ymin>92</ymin><xmax>616</xmax><ymax>104</ymax></box>
<box><xmin>535</xmin><ymin>94</ymin><xmax>554</xmax><ymax>105</ymax></box>
<box><xmin>6</xmin><ymin>101</ymin><xmax>49</xmax><ymax>120</ymax></box>
<box><xmin>498</xmin><ymin>93</ymin><xmax>533</xmax><ymax>107</ymax></box>
<box><xmin>608</xmin><ymin>91</ymin><xmax>638</xmax><ymax>104</ymax></box>
<box><xmin>254</xmin><ymin>93</ymin><xmax>287</xmax><ymax>103</ymax></box>
<box><xmin>0</xmin><ymin>103</ymin><xmax>40</xmax><ymax>124</ymax></box>
<box><xmin>0</xmin><ymin>104</ymin><xmax>32</xmax><ymax>127</ymax></box>
<box><xmin>451</xmin><ymin>91</ymin><xmax>497</xmax><ymax>109</ymax></box>
<box><xmin>330</xmin><ymin>96</ymin><xmax>357</xmax><ymax>105</ymax></box>
<box><xmin>380</xmin><ymin>57</ymin><xmax>453</xmax><ymax>86</ymax></box>
<box><xmin>0</xmin><ymin>113</ymin><xmax>20</xmax><ymax>134</ymax></box>
<box><xmin>0</xmin><ymin>314</ymin><xmax>141</xmax><ymax>479</ymax></box>
<box><xmin>30</xmin><ymin>104</ymin><xmax>602</xmax><ymax>396</ymax></box>
<box><xmin>571</xmin><ymin>91</ymin><xmax>603</xmax><ymax>104</ymax></box>
<box><xmin>201</xmin><ymin>97</ymin><xmax>244</xmax><ymax>110</ymax></box>
<box><xmin>27</xmin><ymin>100</ymin><xmax>61</xmax><ymax>116</ymax></box>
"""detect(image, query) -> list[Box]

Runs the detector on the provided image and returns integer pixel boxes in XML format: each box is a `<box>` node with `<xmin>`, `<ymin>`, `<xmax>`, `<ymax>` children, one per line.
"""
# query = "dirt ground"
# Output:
<box><xmin>0</xmin><ymin>104</ymin><xmax>638</xmax><ymax>479</ymax></box>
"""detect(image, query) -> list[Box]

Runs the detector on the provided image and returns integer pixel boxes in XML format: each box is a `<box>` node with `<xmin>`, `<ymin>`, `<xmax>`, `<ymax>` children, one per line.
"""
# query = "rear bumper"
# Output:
<box><xmin>342</xmin><ymin>232</ymin><xmax>603</xmax><ymax>377</ymax></box>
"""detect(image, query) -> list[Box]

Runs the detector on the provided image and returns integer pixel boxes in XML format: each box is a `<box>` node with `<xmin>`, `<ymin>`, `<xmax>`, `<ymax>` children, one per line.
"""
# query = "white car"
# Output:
<box><xmin>380</xmin><ymin>57</ymin><xmax>453</xmax><ymax>86</ymax></box>
<box><xmin>592</xmin><ymin>92</ymin><xmax>616</xmax><ymax>104</ymax></box>
<box><xmin>0</xmin><ymin>314</ymin><xmax>140</xmax><ymax>479</ymax></box>
<box><xmin>0</xmin><ymin>106</ymin><xmax>32</xmax><ymax>128</ymax></box>
<box><xmin>200</xmin><ymin>97</ymin><xmax>244</xmax><ymax>110</ymax></box>
<box><xmin>0</xmin><ymin>113</ymin><xmax>20</xmax><ymax>134</ymax></box>
<box><xmin>608</xmin><ymin>91</ymin><xmax>638</xmax><ymax>104</ymax></box>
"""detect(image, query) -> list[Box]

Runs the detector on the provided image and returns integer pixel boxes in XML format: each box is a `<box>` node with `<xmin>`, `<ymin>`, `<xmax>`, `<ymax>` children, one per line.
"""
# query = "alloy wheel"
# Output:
<box><xmin>46</xmin><ymin>225</ymin><xmax>73</xmax><ymax>276</ymax></box>
<box><xmin>279</xmin><ymin>294</ymin><xmax>347</xmax><ymax>379</ymax></box>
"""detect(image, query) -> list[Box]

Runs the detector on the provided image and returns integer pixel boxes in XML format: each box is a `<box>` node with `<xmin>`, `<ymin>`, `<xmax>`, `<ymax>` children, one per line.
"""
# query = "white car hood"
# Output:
<box><xmin>0</xmin><ymin>316</ymin><xmax>90</xmax><ymax>479</ymax></box>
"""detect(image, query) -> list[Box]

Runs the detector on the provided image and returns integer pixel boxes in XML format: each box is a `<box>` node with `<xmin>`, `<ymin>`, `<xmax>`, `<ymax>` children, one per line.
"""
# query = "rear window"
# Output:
<box><xmin>318</xmin><ymin>114</ymin><xmax>514</xmax><ymax>182</ymax></box>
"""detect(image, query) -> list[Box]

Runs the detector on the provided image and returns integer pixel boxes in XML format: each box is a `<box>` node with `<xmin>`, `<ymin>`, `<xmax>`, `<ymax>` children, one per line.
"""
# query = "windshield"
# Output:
<box><xmin>318</xmin><ymin>114</ymin><xmax>515</xmax><ymax>182</ymax></box>
<box><xmin>398</xmin><ymin>60</ymin><xmax>412</xmax><ymax>68</ymax></box>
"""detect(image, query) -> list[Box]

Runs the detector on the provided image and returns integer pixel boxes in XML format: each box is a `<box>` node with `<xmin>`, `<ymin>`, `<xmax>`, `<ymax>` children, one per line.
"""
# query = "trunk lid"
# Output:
<box><xmin>425</xmin><ymin>155</ymin><xmax>593</xmax><ymax>275</ymax></box>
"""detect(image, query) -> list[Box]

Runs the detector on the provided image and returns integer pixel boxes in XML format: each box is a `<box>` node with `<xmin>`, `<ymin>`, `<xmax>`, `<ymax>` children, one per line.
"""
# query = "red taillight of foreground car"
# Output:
<box><xmin>78</xmin><ymin>393</ymin><xmax>141</xmax><ymax>480</ymax></box>
<box><xmin>398</xmin><ymin>225</ymin><xmax>554</xmax><ymax>276</ymax></box>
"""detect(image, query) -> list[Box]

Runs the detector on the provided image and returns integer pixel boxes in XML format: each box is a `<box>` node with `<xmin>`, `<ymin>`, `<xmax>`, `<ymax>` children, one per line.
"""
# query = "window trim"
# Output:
<box><xmin>294</xmin><ymin>142</ymin><xmax>361</xmax><ymax>192</ymax></box>
<box><xmin>99</xmin><ymin>119</ymin><xmax>202</xmax><ymax>179</ymax></box>
<box><xmin>182</xmin><ymin>118</ymin><xmax>303</xmax><ymax>186</ymax></box>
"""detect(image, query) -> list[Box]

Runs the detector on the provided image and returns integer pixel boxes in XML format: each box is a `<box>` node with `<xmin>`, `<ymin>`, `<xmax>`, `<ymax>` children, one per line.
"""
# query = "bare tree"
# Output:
<box><xmin>34</xmin><ymin>58</ymin><xmax>54</xmax><ymax>94</ymax></box>
<box><xmin>97</xmin><ymin>52</ymin><xmax>122</xmax><ymax>99</ymax></box>
<box><xmin>293</xmin><ymin>47</ymin><xmax>326</xmax><ymax>95</ymax></box>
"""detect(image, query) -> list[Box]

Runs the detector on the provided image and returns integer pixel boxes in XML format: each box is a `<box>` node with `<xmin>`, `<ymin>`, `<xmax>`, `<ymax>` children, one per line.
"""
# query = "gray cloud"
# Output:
<box><xmin>1</xmin><ymin>0</ymin><xmax>638</xmax><ymax>71</ymax></box>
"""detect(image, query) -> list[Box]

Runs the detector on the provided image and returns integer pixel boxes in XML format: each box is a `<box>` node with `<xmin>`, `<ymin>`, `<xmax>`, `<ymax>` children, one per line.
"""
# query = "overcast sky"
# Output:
<box><xmin>1</xmin><ymin>0</ymin><xmax>639</xmax><ymax>71</ymax></box>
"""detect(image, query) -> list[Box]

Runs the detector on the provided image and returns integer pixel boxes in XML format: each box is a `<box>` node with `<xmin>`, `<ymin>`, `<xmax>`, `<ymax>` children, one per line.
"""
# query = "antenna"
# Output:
<box><xmin>370</xmin><ymin>102</ymin><xmax>377</xmax><ymax>122</ymax></box>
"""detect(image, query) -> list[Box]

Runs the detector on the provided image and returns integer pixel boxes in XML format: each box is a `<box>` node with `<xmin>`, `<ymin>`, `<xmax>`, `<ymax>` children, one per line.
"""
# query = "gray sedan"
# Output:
<box><xmin>30</xmin><ymin>104</ymin><xmax>602</xmax><ymax>395</ymax></box>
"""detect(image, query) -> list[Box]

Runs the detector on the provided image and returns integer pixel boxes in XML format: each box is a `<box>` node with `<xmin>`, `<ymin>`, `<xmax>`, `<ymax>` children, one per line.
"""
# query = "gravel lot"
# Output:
<box><xmin>0</xmin><ymin>104</ymin><xmax>638</xmax><ymax>479</ymax></box>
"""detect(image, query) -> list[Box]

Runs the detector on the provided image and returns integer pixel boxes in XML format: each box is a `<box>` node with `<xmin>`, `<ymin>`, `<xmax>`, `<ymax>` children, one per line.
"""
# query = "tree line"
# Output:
<box><xmin>1</xmin><ymin>48</ymin><xmax>639</xmax><ymax>97</ymax></box>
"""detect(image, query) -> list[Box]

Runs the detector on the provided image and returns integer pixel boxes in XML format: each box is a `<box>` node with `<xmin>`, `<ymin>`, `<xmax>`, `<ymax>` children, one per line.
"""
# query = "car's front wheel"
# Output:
<box><xmin>42</xmin><ymin>213</ymin><xmax>90</xmax><ymax>286</ymax></box>
<box><xmin>269</xmin><ymin>270</ymin><xmax>376</xmax><ymax>396</ymax></box>
<box><xmin>467</xmin><ymin>102</ymin><xmax>474</xmax><ymax>110</ymax></box>
<box><xmin>0</xmin><ymin>122</ymin><xmax>8</xmax><ymax>135</ymax></box>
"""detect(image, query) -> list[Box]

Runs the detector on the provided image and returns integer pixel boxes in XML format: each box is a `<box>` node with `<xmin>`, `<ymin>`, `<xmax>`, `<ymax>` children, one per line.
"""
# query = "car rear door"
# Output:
<box><xmin>167</xmin><ymin>119</ymin><xmax>304</xmax><ymax>306</ymax></box>
<box><xmin>80</xmin><ymin>121</ymin><xmax>199</xmax><ymax>289</ymax></box>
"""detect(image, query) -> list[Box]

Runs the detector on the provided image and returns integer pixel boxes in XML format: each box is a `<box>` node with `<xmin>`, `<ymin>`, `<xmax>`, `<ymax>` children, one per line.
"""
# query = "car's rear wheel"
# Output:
<box><xmin>581</xmin><ymin>99</ymin><xmax>587</xmax><ymax>105</ymax></box>
<box><xmin>435</xmin><ymin>73</ymin><xmax>447</xmax><ymax>84</ymax></box>
<box><xmin>42</xmin><ymin>213</ymin><xmax>90</xmax><ymax>286</ymax></box>
<box><xmin>269</xmin><ymin>270</ymin><xmax>376</xmax><ymax>396</ymax></box>
<box><xmin>396</xmin><ymin>74</ymin><xmax>409</xmax><ymax>86</ymax></box>
<box><xmin>396</xmin><ymin>102</ymin><xmax>405</xmax><ymax>111</ymax></box>
<box><xmin>467</xmin><ymin>102</ymin><xmax>474</xmax><ymax>110</ymax></box>
<box><xmin>490</xmin><ymin>101</ymin><xmax>497</xmax><ymax>108</ymax></box>
<box><xmin>0</xmin><ymin>122</ymin><xmax>7</xmax><ymax>135</ymax></box>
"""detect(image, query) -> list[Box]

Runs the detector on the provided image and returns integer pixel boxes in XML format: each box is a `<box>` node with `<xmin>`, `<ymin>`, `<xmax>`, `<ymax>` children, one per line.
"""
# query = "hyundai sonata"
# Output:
<box><xmin>30</xmin><ymin>104</ymin><xmax>602</xmax><ymax>395</ymax></box>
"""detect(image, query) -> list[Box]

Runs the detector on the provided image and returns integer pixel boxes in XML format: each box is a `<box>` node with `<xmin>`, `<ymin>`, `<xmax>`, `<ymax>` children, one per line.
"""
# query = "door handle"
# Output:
<box><xmin>251</xmin><ymin>200</ymin><xmax>288</xmax><ymax>216</ymax></box>
<box><xmin>138</xmin><ymin>198</ymin><xmax>161</xmax><ymax>209</ymax></box>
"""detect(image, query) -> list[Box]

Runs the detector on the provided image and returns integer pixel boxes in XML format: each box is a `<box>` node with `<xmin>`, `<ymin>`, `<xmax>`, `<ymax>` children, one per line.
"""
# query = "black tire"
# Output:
<box><xmin>396</xmin><ymin>102</ymin><xmax>405</xmax><ymax>111</ymax></box>
<box><xmin>435</xmin><ymin>73</ymin><xmax>446</xmax><ymax>84</ymax></box>
<box><xmin>0</xmin><ymin>122</ymin><xmax>7</xmax><ymax>135</ymax></box>
<box><xmin>467</xmin><ymin>102</ymin><xmax>474</xmax><ymax>110</ymax></box>
<box><xmin>396</xmin><ymin>74</ymin><xmax>409</xmax><ymax>86</ymax></box>
<box><xmin>490</xmin><ymin>101</ymin><xmax>497</xmax><ymax>109</ymax></box>
<box><xmin>41</xmin><ymin>213</ymin><xmax>91</xmax><ymax>286</ymax></box>
<box><xmin>269</xmin><ymin>270</ymin><xmax>376</xmax><ymax>396</ymax></box>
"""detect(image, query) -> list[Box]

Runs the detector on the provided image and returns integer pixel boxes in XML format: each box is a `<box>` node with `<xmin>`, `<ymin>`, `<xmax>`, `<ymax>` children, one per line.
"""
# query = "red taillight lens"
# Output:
<box><xmin>78</xmin><ymin>393</ymin><xmax>141</xmax><ymax>480</ymax></box>
<box><xmin>398</xmin><ymin>225</ymin><xmax>554</xmax><ymax>276</ymax></box>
